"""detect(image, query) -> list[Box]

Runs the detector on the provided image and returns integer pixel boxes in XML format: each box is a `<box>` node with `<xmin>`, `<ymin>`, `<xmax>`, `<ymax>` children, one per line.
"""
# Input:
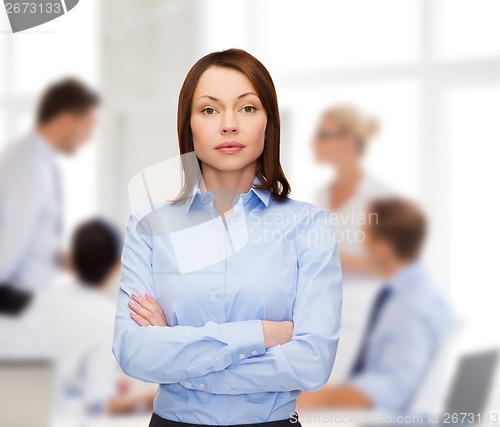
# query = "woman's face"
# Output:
<box><xmin>312</xmin><ymin>116</ymin><xmax>359</xmax><ymax>167</ymax></box>
<box><xmin>190</xmin><ymin>66</ymin><xmax>267</xmax><ymax>173</ymax></box>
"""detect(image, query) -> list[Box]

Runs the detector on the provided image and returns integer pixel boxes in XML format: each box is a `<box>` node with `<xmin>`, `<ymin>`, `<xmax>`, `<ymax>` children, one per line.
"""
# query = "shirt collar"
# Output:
<box><xmin>184</xmin><ymin>173</ymin><xmax>271</xmax><ymax>213</ymax></box>
<box><xmin>386</xmin><ymin>260</ymin><xmax>425</xmax><ymax>293</ymax></box>
<box><xmin>31</xmin><ymin>127</ymin><xmax>58</xmax><ymax>162</ymax></box>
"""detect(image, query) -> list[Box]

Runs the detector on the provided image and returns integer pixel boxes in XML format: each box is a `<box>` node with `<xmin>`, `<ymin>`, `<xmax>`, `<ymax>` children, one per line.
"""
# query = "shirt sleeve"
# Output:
<box><xmin>177</xmin><ymin>208</ymin><xmax>343</xmax><ymax>394</ymax></box>
<box><xmin>0</xmin><ymin>161</ymin><xmax>48</xmax><ymax>282</ymax></box>
<box><xmin>345</xmin><ymin>304</ymin><xmax>434</xmax><ymax>413</ymax></box>
<box><xmin>112</xmin><ymin>209</ymin><xmax>267</xmax><ymax>384</ymax></box>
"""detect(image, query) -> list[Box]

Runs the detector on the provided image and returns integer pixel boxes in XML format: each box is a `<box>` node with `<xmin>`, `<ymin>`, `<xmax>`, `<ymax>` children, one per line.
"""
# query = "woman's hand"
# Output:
<box><xmin>129</xmin><ymin>291</ymin><xmax>168</xmax><ymax>327</ymax></box>
<box><xmin>261</xmin><ymin>320</ymin><xmax>294</xmax><ymax>349</ymax></box>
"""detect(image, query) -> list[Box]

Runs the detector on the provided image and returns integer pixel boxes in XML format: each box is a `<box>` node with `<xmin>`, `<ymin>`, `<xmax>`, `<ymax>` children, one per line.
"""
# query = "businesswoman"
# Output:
<box><xmin>112</xmin><ymin>49</ymin><xmax>342</xmax><ymax>427</ymax></box>
<box><xmin>312</xmin><ymin>105</ymin><xmax>391</xmax><ymax>277</ymax></box>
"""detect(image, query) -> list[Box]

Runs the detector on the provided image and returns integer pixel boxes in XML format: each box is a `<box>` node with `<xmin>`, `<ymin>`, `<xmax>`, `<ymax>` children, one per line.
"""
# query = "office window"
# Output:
<box><xmin>435</xmin><ymin>0</ymin><xmax>500</xmax><ymax>61</ymax></box>
<box><xmin>446</xmin><ymin>85</ymin><xmax>500</xmax><ymax>330</ymax></box>
<box><xmin>261</xmin><ymin>0</ymin><xmax>420</xmax><ymax>72</ymax></box>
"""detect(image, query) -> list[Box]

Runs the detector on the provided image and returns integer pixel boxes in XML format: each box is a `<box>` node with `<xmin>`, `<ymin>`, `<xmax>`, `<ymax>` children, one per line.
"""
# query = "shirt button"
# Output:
<box><xmin>214</xmin><ymin>289</ymin><xmax>220</xmax><ymax>297</ymax></box>
<box><xmin>239</xmin><ymin>353</ymin><xmax>245</xmax><ymax>359</ymax></box>
<box><xmin>251</xmin><ymin>350</ymin><xmax>258</xmax><ymax>355</ymax></box>
<box><xmin>215</xmin><ymin>249</ymin><xmax>222</xmax><ymax>256</ymax></box>
<box><xmin>228</xmin><ymin>217</ymin><xmax>233</xmax><ymax>223</ymax></box>
<box><xmin>199</xmin><ymin>383</ymin><xmax>205</xmax><ymax>389</ymax></box>
<box><xmin>186</xmin><ymin>382</ymin><xmax>192</xmax><ymax>387</ymax></box>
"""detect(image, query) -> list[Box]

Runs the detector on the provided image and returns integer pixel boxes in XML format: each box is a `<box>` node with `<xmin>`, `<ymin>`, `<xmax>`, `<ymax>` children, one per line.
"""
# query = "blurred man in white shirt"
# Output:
<box><xmin>0</xmin><ymin>77</ymin><xmax>100</xmax><ymax>314</ymax></box>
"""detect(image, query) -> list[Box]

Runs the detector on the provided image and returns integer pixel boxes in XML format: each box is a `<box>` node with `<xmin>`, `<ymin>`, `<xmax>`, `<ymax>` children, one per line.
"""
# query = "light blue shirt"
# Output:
<box><xmin>346</xmin><ymin>261</ymin><xmax>456</xmax><ymax>414</ymax></box>
<box><xmin>112</xmin><ymin>173</ymin><xmax>343</xmax><ymax>424</ymax></box>
<box><xmin>0</xmin><ymin>129</ymin><xmax>62</xmax><ymax>290</ymax></box>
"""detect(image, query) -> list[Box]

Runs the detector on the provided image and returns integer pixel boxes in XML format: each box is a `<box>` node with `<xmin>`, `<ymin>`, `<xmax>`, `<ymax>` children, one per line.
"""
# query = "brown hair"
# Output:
<box><xmin>173</xmin><ymin>48</ymin><xmax>290</xmax><ymax>203</ymax></box>
<box><xmin>367</xmin><ymin>197</ymin><xmax>427</xmax><ymax>261</ymax></box>
<box><xmin>37</xmin><ymin>77</ymin><xmax>100</xmax><ymax>124</ymax></box>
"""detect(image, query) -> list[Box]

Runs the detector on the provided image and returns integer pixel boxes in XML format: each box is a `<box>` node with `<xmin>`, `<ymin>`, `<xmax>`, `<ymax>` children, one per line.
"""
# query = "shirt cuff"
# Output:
<box><xmin>179</xmin><ymin>319</ymin><xmax>266</xmax><ymax>392</ymax></box>
<box><xmin>219</xmin><ymin>319</ymin><xmax>267</xmax><ymax>360</ymax></box>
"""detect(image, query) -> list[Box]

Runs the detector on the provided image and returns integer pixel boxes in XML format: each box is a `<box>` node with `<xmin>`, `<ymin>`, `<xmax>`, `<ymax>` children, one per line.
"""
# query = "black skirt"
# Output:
<box><xmin>149</xmin><ymin>411</ymin><xmax>303</xmax><ymax>427</ymax></box>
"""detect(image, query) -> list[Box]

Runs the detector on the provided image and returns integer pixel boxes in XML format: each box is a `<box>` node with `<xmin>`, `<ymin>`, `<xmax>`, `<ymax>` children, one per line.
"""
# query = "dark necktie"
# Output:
<box><xmin>349</xmin><ymin>285</ymin><xmax>393</xmax><ymax>377</ymax></box>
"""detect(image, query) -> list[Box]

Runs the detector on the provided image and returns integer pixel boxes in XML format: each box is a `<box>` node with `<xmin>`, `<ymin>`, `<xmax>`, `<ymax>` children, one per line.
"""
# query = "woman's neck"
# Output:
<box><xmin>333</xmin><ymin>162</ymin><xmax>363</xmax><ymax>189</ymax></box>
<box><xmin>200</xmin><ymin>161</ymin><xmax>258</xmax><ymax>217</ymax></box>
<box><xmin>202</xmin><ymin>162</ymin><xmax>258</xmax><ymax>193</ymax></box>
<box><xmin>328</xmin><ymin>162</ymin><xmax>364</xmax><ymax>211</ymax></box>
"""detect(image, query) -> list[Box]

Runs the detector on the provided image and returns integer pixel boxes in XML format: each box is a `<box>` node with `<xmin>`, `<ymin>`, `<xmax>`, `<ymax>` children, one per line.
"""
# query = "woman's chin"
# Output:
<box><xmin>202</xmin><ymin>157</ymin><xmax>259</xmax><ymax>173</ymax></box>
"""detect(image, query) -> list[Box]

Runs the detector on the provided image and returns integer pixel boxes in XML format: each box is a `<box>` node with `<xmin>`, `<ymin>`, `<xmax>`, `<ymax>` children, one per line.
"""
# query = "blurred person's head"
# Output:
<box><xmin>313</xmin><ymin>105</ymin><xmax>378</xmax><ymax>172</ymax></box>
<box><xmin>363</xmin><ymin>198</ymin><xmax>427</xmax><ymax>276</ymax></box>
<box><xmin>69</xmin><ymin>218</ymin><xmax>123</xmax><ymax>289</ymax></box>
<box><xmin>175</xmin><ymin>48</ymin><xmax>290</xmax><ymax>201</ymax></box>
<box><xmin>36</xmin><ymin>77</ymin><xmax>100</xmax><ymax>154</ymax></box>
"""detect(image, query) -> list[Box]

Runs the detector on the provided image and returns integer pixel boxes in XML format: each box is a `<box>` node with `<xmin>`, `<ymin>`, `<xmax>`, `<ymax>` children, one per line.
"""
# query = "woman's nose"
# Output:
<box><xmin>220</xmin><ymin>113</ymin><xmax>239</xmax><ymax>134</ymax></box>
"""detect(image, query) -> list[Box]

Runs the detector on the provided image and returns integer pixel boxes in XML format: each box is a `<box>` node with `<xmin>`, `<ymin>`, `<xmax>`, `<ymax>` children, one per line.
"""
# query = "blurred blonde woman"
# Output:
<box><xmin>313</xmin><ymin>105</ymin><xmax>392</xmax><ymax>278</ymax></box>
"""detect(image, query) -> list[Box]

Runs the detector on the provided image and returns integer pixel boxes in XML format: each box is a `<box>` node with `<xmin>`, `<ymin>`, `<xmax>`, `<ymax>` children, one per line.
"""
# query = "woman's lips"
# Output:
<box><xmin>216</xmin><ymin>146</ymin><xmax>244</xmax><ymax>154</ymax></box>
<box><xmin>215</xmin><ymin>142</ymin><xmax>245</xmax><ymax>154</ymax></box>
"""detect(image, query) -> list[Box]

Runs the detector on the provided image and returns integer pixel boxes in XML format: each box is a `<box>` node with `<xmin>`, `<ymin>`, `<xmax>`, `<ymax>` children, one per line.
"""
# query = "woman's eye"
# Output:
<box><xmin>202</xmin><ymin>107</ymin><xmax>216</xmax><ymax>115</ymax></box>
<box><xmin>242</xmin><ymin>106</ymin><xmax>256</xmax><ymax>113</ymax></box>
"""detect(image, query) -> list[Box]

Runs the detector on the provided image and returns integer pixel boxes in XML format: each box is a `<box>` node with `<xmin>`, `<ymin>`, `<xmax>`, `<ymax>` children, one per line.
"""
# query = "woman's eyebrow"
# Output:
<box><xmin>195</xmin><ymin>92</ymin><xmax>259</xmax><ymax>102</ymax></box>
<box><xmin>196</xmin><ymin>95</ymin><xmax>218</xmax><ymax>102</ymax></box>
<box><xmin>237</xmin><ymin>91</ymin><xmax>258</xmax><ymax>99</ymax></box>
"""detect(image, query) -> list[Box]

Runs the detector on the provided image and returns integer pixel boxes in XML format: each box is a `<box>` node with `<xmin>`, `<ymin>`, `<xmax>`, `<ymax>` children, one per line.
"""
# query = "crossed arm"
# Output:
<box><xmin>113</xmin><ymin>208</ymin><xmax>342</xmax><ymax>394</ymax></box>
